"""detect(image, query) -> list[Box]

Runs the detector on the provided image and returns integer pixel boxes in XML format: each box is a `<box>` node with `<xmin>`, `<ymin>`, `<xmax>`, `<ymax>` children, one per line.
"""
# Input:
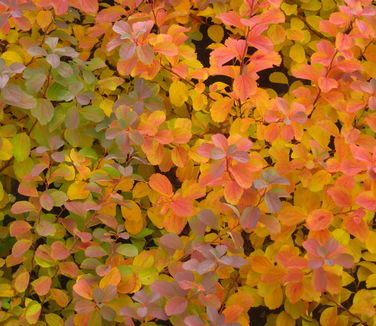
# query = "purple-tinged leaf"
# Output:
<box><xmin>184</xmin><ymin>315</ymin><xmax>205</xmax><ymax>326</ymax></box>
<box><xmin>264</xmin><ymin>191</ymin><xmax>282</xmax><ymax>213</ymax></box>
<box><xmin>240</xmin><ymin>206</ymin><xmax>260</xmax><ymax>231</ymax></box>
<box><xmin>27</xmin><ymin>46</ymin><xmax>47</xmax><ymax>57</ymax></box>
<box><xmin>333</xmin><ymin>253</ymin><xmax>354</xmax><ymax>269</ymax></box>
<box><xmin>219</xmin><ymin>255</ymin><xmax>248</xmax><ymax>268</ymax></box>
<box><xmin>230</xmin><ymin>151</ymin><xmax>249</xmax><ymax>163</ymax></box>
<box><xmin>198</xmin><ymin>209</ymin><xmax>218</xmax><ymax>229</ymax></box>
<box><xmin>46</xmin><ymin>53</ymin><xmax>60</xmax><ymax>68</ymax></box>
<box><xmin>1</xmin><ymin>84</ymin><xmax>36</xmax><ymax>109</ymax></box>
<box><xmin>150</xmin><ymin>281</ymin><xmax>178</xmax><ymax>298</ymax></box>
<box><xmin>159</xmin><ymin>233</ymin><xmax>183</xmax><ymax>252</ymax></box>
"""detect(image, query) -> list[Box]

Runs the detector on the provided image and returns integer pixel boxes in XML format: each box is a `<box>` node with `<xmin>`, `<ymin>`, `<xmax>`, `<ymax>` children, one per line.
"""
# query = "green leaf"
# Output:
<box><xmin>47</xmin><ymin>82</ymin><xmax>73</xmax><ymax>101</ymax></box>
<box><xmin>116</xmin><ymin>244</ymin><xmax>138</xmax><ymax>257</ymax></box>
<box><xmin>81</xmin><ymin>105</ymin><xmax>105</xmax><ymax>122</ymax></box>
<box><xmin>31</xmin><ymin>99</ymin><xmax>54</xmax><ymax>125</ymax></box>
<box><xmin>11</xmin><ymin>133</ymin><xmax>30</xmax><ymax>162</ymax></box>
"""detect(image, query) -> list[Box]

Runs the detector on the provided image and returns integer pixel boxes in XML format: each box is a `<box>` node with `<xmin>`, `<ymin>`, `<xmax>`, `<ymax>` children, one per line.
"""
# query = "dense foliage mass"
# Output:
<box><xmin>0</xmin><ymin>0</ymin><xmax>375</xmax><ymax>325</ymax></box>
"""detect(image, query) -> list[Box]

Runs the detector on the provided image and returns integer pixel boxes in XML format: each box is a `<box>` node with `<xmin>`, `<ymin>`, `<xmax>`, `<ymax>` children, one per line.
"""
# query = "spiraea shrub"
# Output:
<box><xmin>0</xmin><ymin>0</ymin><xmax>375</xmax><ymax>325</ymax></box>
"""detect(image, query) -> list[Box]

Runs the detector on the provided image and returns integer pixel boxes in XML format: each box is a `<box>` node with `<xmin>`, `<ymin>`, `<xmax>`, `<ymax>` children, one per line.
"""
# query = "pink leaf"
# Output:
<box><xmin>165</xmin><ymin>296</ymin><xmax>188</xmax><ymax>316</ymax></box>
<box><xmin>159</xmin><ymin>233</ymin><xmax>183</xmax><ymax>252</ymax></box>
<box><xmin>9</xmin><ymin>220</ymin><xmax>32</xmax><ymax>237</ymax></box>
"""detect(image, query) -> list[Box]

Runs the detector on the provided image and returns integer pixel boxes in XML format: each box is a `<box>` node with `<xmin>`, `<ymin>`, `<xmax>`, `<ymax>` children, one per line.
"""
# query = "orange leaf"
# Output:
<box><xmin>149</xmin><ymin>173</ymin><xmax>173</xmax><ymax>196</ymax></box>
<box><xmin>99</xmin><ymin>267</ymin><xmax>121</xmax><ymax>289</ymax></box>
<box><xmin>306</xmin><ymin>209</ymin><xmax>333</xmax><ymax>231</ymax></box>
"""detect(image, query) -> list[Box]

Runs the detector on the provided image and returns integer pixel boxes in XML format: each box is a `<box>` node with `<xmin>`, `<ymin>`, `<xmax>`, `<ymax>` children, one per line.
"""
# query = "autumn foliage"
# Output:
<box><xmin>0</xmin><ymin>0</ymin><xmax>375</xmax><ymax>325</ymax></box>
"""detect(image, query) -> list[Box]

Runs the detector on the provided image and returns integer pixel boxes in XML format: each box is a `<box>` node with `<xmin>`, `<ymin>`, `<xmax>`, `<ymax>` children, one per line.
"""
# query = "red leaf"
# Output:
<box><xmin>159</xmin><ymin>233</ymin><xmax>183</xmax><ymax>252</ymax></box>
<box><xmin>165</xmin><ymin>296</ymin><xmax>188</xmax><ymax>316</ymax></box>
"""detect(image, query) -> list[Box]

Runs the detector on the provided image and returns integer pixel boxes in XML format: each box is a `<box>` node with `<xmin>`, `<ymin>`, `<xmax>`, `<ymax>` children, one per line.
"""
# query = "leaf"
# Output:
<box><xmin>31</xmin><ymin>99</ymin><xmax>54</xmax><ymax>125</ymax></box>
<box><xmin>159</xmin><ymin>233</ymin><xmax>183</xmax><ymax>252</ymax></box>
<box><xmin>240</xmin><ymin>206</ymin><xmax>260</xmax><ymax>231</ymax></box>
<box><xmin>32</xmin><ymin>276</ymin><xmax>52</xmax><ymax>296</ymax></box>
<box><xmin>14</xmin><ymin>271</ymin><xmax>30</xmax><ymax>293</ymax></box>
<box><xmin>116</xmin><ymin>244</ymin><xmax>138</xmax><ymax>257</ymax></box>
<box><xmin>197</xmin><ymin>209</ymin><xmax>218</xmax><ymax>229</ymax></box>
<box><xmin>320</xmin><ymin>307</ymin><xmax>337</xmax><ymax>326</ymax></box>
<box><xmin>233</xmin><ymin>74</ymin><xmax>257</xmax><ymax>101</ymax></box>
<box><xmin>73</xmin><ymin>278</ymin><xmax>93</xmax><ymax>300</ymax></box>
<box><xmin>47</xmin><ymin>83</ymin><xmax>72</xmax><ymax>102</ymax></box>
<box><xmin>25</xmin><ymin>301</ymin><xmax>42</xmax><ymax>324</ymax></box>
<box><xmin>208</xmin><ymin>25</ymin><xmax>224</xmax><ymax>43</ymax></box>
<box><xmin>99</xmin><ymin>267</ymin><xmax>121</xmax><ymax>289</ymax></box>
<box><xmin>169</xmin><ymin>81</ymin><xmax>188</xmax><ymax>107</ymax></box>
<box><xmin>165</xmin><ymin>296</ymin><xmax>188</xmax><ymax>316</ymax></box>
<box><xmin>356</xmin><ymin>191</ymin><xmax>376</xmax><ymax>210</ymax></box>
<box><xmin>67</xmin><ymin>181</ymin><xmax>90</xmax><ymax>200</ymax></box>
<box><xmin>10</xmin><ymin>201</ymin><xmax>36</xmax><ymax>214</ymax></box>
<box><xmin>289</xmin><ymin>43</ymin><xmax>305</xmax><ymax>63</ymax></box>
<box><xmin>12</xmin><ymin>239</ymin><xmax>32</xmax><ymax>258</ymax></box>
<box><xmin>210</xmin><ymin>97</ymin><xmax>233</xmax><ymax>123</ymax></box>
<box><xmin>80</xmin><ymin>0</ymin><xmax>98</xmax><ymax>13</ymax></box>
<box><xmin>45</xmin><ymin>313</ymin><xmax>64</xmax><ymax>326</ymax></box>
<box><xmin>149</xmin><ymin>173</ymin><xmax>173</xmax><ymax>196</ymax></box>
<box><xmin>11</xmin><ymin>133</ymin><xmax>30</xmax><ymax>162</ymax></box>
<box><xmin>265</xmin><ymin>191</ymin><xmax>282</xmax><ymax>213</ymax></box>
<box><xmin>306</xmin><ymin>209</ymin><xmax>333</xmax><ymax>231</ymax></box>
<box><xmin>1</xmin><ymin>84</ymin><xmax>36</xmax><ymax>109</ymax></box>
<box><xmin>9</xmin><ymin>220</ymin><xmax>32</xmax><ymax>236</ymax></box>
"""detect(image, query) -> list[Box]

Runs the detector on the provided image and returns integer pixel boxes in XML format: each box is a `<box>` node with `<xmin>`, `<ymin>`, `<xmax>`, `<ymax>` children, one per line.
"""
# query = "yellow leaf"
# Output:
<box><xmin>0</xmin><ymin>138</ymin><xmax>13</xmax><ymax>161</ymax></box>
<box><xmin>208</xmin><ymin>25</ymin><xmax>224</xmax><ymax>43</ymax></box>
<box><xmin>115</xmin><ymin>179</ymin><xmax>134</xmax><ymax>192</ymax></box>
<box><xmin>320</xmin><ymin>307</ymin><xmax>337</xmax><ymax>326</ymax></box>
<box><xmin>0</xmin><ymin>181</ymin><xmax>4</xmax><ymax>201</ymax></box>
<box><xmin>0</xmin><ymin>283</ymin><xmax>14</xmax><ymax>297</ymax></box>
<box><xmin>366</xmin><ymin>232</ymin><xmax>376</xmax><ymax>254</ymax></box>
<box><xmin>289</xmin><ymin>43</ymin><xmax>306</xmax><ymax>63</ymax></box>
<box><xmin>67</xmin><ymin>181</ymin><xmax>90</xmax><ymax>200</ymax></box>
<box><xmin>276</xmin><ymin>312</ymin><xmax>295</xmax><ymax>326</ymax></box>
<box><xmin>121</xmin><ymin>201</ymin><xmax>144</xmax><ymax>234</ymax></box>
<box><xmin>211</xmin><ymin>97</ymin><xmax>233</xmax><ymax>123</ymax></box>
<box><xmin>36</xmin><ymin>10</ymin><xmax>52</xmax><ymax>29</ymax></box>
<box><xmin>269</xmin><ymin>72</ymin><xmax>288</xmax><ymax>84</ymax></box>
<box><xmin>264</xmin><ymin>286</ymin><xmax>283</xmax><ymax>309</ymax></box>
<box><xmin>1</xmin><ymin>50</ymin><xmax>23</xmax><ymax>64</ymax></box>
<box><xmin>99</xmin><ymin>267</ymin><xmax>121</xmax><ymax>289</ymax></box>
<box><xmin>281</xmin><ymin>3</ymin><xmax>297</xmax><ymax>15</ymax></box>
<box><xmin>308</xmin><ymin>170</ymin><xmax>332</xmax><ymax>192</ymax></box>
<box><xmin>169</xmin><ymin>81</ymin><xmax>188</xmax><ymax>107</ymax></box>
<box><xmin>133</xmin><ymin>182</ymin><xmax>150</xmax><ymax>198</ymax></box>
<box><xmin>45</xmin><ymin>313</ymin><xmax>64</xmax><ymax>326</ymax></box>
<box><xmin>99</xmin><ymin>98</ymin><xmax>113</xmax><ymax>117</ymax></box>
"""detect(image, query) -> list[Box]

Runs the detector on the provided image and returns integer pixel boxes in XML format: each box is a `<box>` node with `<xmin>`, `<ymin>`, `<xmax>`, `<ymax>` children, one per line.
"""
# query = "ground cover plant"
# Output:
<box><xmin>0</xmin><ymin>0</ymin><xmax>375</xmax><ymax>325</ymax></box>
